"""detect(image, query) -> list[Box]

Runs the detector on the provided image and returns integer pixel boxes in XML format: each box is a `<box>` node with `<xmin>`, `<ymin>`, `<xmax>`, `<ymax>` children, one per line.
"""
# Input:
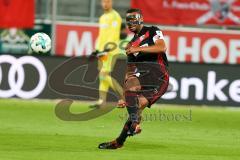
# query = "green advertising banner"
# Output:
<box><xmin>0</xmin><ymin>23</ymin><xmax>51</xmax><ymax>55</ymax></box>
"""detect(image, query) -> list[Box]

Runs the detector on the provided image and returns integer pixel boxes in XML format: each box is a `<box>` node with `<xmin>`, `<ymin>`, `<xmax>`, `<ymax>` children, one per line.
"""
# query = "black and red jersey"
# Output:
<box><xmin>128</xmin><ymin>26</ymin><xmax>169</xmax><ymax>67</ymax></box>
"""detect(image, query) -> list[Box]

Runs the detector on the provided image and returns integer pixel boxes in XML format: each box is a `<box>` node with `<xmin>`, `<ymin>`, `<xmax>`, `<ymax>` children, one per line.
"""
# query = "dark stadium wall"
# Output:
<box><xmin>0</xmin><ymin>54</ymin><xmax>239</xmax><ymax>106</ymax></box>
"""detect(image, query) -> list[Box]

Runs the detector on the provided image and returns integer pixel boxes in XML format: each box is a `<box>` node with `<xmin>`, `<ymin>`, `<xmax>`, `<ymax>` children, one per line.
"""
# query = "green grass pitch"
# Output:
<box><xmin>0</xmin><ymin>99</ymin><xmax>239</xmax><ymax>160</ymax></box>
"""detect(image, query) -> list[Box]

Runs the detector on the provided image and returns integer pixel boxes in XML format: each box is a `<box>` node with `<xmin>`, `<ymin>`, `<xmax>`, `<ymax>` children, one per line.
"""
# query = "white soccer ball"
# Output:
<box><xmin>30</xmin><ymin>33</ymin><xmax>51</xmax><ymax>53</ymax></box>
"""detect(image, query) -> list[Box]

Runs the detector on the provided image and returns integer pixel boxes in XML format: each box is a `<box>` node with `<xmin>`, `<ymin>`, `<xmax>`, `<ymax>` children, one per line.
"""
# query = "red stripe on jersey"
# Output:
<box><xmin>157</xmin><ymin>54</ymin><xmax>167</xmax><ymax>74</ymax></box>
<box><xmin>150</xmin><ymin>77</ymin><xmax>168</xmax><ymax>104</ymax></box>
<box><xmin>131</xmin><ymin>31</ymin><xmax>150</xmax><ymax>47</ymax></box>
<box><xmin>150</xmin><ymin>54</ymin><xmax>169</xmax><ymax>104</ymax></box>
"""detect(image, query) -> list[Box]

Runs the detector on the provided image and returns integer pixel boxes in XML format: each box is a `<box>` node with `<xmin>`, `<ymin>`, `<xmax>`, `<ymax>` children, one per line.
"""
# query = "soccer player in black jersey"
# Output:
<box><xmin>99</xmin><ymin>8</ymin><xmax>169</xmax><ymax>149</ymax></box>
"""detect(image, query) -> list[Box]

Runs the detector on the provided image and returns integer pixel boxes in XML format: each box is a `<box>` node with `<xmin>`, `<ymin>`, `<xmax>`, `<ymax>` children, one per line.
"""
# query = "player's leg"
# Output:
<box><xmin>124</xmin><ymin>74</ymin><xmax>141</xmax><ymax>123</ymax></box>
<box><xmin>98</xmin><ymin>119</ymin><xmax>131</xmax><ymax>149</ymax></box>
<box><xmin>98</xmin><ymin>96</ymin><xmax>147</xmax><ymax>149</ymax></box>
<box><xmin>121</xmin><ymin>65</ymin><xmax>170</xmax><ymax>137</ymax></box>
<box><xmin>89</xmin><ymin>59</ymin><xmax>110</xmax><ymax>108</ymax></box>
<box><xmin>99</xmin><ymin>66</ymin><xmax>169</xmax><ymax>149</ymax></box>
<box><xmin>98</xmin><ymin>71</ymin><xmax>110</xmax><ymax>104</ymax></box>
<box><xmin>91</xmin><ymin>54</ymin><xmax>124</xmax><ymax>108</ymax></box>
<box><xmin>106</xmin><ymin>54</ymin><xmax>124</xmax><ymax>101</ymax></box>
<box><xmin>98</xmin><ymin>56</ymin><xmax>111</xmax><ymax>105</ymax></box>
<box><xmin>103</xmin><ymin>94</ymin><xmax>147</xmax><ymax>148</ymax></box>
<box><xmin>114</xmin><ymin>77</ymin><xmax>146</xmax><ymax>146</ymax></box>
<box><xmin>124</xmin><ymin>92</ymin><xmax>149</xmax><ymax>134</ymax></box>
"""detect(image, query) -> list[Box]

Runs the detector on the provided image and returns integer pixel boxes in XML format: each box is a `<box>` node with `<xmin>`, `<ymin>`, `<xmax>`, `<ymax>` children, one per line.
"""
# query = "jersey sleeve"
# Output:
<box><xmin>150</xmin><ymin>26</ymin><xmax>165</xmax><ymax>44</ymax></box>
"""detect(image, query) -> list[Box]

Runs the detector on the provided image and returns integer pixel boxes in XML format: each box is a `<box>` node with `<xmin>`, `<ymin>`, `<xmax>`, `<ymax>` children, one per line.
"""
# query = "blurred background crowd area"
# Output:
<box><xmin>36</xmin><ymin>0</ymin><xmax>129</xmax><ymax>23</ymax></box>
<box><xmin>35</xmin><ymin>0</ymin><xmax>240</xmax><ymax>29</ymax></box>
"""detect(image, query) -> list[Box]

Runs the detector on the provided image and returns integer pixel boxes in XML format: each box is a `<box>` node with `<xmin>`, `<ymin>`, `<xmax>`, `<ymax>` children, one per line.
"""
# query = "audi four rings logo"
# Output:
<box><xmin>0</xmin><ymin>55</ymin><xmax>47</xmax><ymax>99</ymax></box>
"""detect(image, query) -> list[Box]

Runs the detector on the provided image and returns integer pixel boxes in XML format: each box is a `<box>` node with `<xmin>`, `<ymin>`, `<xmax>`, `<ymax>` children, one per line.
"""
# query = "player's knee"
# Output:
<box><xmin>128</xmin><ymin>86</ymin><xmax>141</xmax><ymax>91</ymax></box>
<box><xmin>124</xmin><ymin>81</ymin><xmax>141</xmax><ymax>91</ymax></box>
<box><xmin>124</xmin><ymin>76</ymin><xmax>141</xmax><ymax>92</ymax></box>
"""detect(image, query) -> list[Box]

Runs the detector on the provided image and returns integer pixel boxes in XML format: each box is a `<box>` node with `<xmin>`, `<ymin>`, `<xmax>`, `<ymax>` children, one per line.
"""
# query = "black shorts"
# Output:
<box><xmin>124</xmin><ymin>62</ymin><xmax>169</xmax><ymax>108</ymax></box>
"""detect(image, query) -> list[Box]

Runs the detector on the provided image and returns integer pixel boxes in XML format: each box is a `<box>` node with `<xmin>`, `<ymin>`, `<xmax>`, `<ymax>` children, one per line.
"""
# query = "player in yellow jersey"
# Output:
<box><xmin>89</xmin><ymin>0</ymin><xmax>124</xmax><ymax>108</ymax></box>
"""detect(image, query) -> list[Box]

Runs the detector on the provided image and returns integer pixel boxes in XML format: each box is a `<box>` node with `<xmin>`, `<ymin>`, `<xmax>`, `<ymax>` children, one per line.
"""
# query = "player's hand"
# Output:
<box><xmin>125</xmin><ymin>43</ymin><xmax>132</xmax><ymax>50</ymax></box>
<box><xmin>91</xmin><ymin>50</ymin><xmax>99</xmax><ymax>56</ymax></box>
<box><xmin>90</xmin><ymin>50</ymin><xmax>99</xmax><ymax>58</ymax></box>
<box><xmin>117</xmin><ymin>99</ymin><xmax>126</xmax><ymax>108</ymax></box>
<box><xmin>126</xmin><ymin>46</ymin><xmax>141</xmax><ymax>55</ymax></box>
<box><xmin>88</xmin><ymin>50</ymin><xmax>98</xmax><ymax>61</ymax></box>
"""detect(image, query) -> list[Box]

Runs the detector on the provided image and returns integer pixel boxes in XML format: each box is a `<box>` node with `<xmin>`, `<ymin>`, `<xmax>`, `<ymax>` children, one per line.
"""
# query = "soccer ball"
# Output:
<box><xmin>30</xmin><ymin>33</ymin><xmax>51</xmax><ymax>53</ymax></box>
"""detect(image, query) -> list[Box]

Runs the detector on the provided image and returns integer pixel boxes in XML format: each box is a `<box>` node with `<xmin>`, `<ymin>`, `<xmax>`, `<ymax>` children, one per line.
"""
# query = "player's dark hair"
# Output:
<box><xmin>126</xmin><ymin>8</ymin><xmax>142</xmax><ymax>16</ymax></box>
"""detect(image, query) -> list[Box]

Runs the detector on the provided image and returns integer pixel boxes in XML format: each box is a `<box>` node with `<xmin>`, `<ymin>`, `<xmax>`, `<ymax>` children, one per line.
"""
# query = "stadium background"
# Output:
<box><xmin>0</xmin><ymin>0</ymin><xmax>240</xmax><ymax>160</ymax></box>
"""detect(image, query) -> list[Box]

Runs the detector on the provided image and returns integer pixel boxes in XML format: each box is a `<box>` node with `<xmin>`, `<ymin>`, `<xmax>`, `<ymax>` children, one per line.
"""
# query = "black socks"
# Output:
<box><xmin>116</xmin><ymin>120</ymin><xmax>132</xmax><ymax>145</ymax></box>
